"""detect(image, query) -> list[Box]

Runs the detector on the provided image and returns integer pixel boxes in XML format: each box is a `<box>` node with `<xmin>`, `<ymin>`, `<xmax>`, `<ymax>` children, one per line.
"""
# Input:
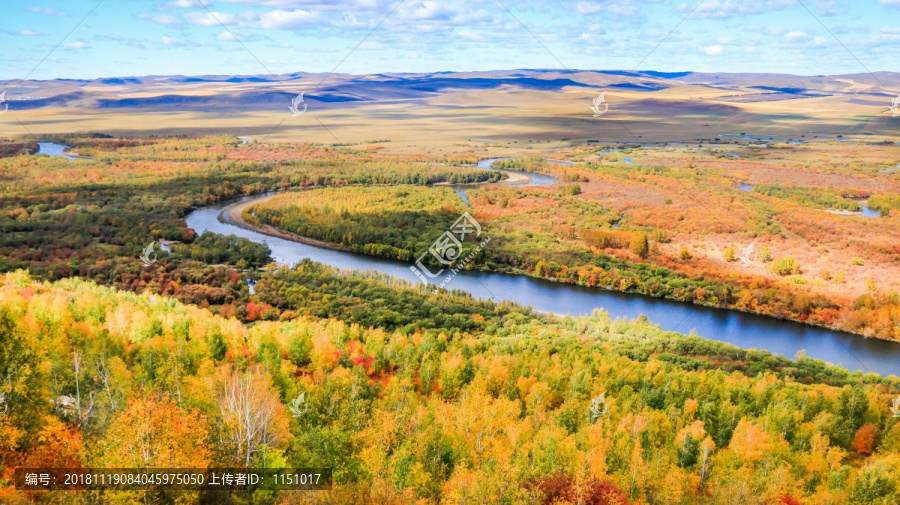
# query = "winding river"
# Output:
<box><xmin>449</xmin><ymin>158</ymin><xmax>557</xmax><ymax>205</ymax></box>
<box><xmin>184</xmin><ymin>159</ymin><xmax>900</xmax><ymax>376</ymax></box>
<box><xmin>34</xmin><ymin>143</ymin><xmax>900</xmax><ymax>375</ymax></box>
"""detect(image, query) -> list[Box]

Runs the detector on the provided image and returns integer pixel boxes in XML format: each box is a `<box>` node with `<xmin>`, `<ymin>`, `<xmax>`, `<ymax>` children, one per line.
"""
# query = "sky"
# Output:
<box><xmin>1</xmin><ymin>0</ymin><xmax>899</xmax><ymax>80</ymax></box>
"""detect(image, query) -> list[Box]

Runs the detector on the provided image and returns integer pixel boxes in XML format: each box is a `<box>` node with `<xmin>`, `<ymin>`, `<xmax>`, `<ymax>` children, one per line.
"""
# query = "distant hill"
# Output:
<box><xmin>2</xmin><ymin>69</ymin><xmax>897</xmax><ymax>112</ymax></box>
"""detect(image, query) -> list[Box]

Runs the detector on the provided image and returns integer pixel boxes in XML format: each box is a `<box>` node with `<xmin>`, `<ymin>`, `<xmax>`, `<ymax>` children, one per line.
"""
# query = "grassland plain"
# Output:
<box><xmin>3</xmin><ymin>71</ymin><xmax>898</xmax><ymax>151</ymax></box>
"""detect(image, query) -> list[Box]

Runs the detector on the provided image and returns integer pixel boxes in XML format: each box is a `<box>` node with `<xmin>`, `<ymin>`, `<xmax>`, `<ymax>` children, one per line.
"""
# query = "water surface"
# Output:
<box><xmin>37</xmin><ymin>142</ymin><xmax>81</xmax><ymax>161</ymax></box>
<box><xmin>450</xmin><ymin>158</ymin><xmax>558</xmax><ymax>205</ymax></box>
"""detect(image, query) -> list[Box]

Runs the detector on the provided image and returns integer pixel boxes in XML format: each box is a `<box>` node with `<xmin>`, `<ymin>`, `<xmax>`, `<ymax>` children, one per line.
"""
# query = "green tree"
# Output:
<box><xmin>0</xmin><ymin>307</ymin><xmax>47</xmax><ymax>450</ymax></box>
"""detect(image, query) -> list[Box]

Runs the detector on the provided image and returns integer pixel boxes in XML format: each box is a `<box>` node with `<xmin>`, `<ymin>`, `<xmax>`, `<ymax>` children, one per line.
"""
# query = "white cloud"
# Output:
<box><xmin>883</xmin><ymin>26</ymin><xmax>900</xmax><ymax>33</ymax></box>
<box><xmin>138</xmin><ymin>13</ymin><xmax>182</xmax><ymax>25</ymax></box>
<box><xmin>681</xmin><ymin>0</ymin><xmax>794</xmax><ymax>19</ymax></box>
<box><xmin>62</xmin><ymin>41</ymin><xmax>88</xmax><ymax>49</ymax></box>
<box><xmin>183</xmin><ymin>9</ymin><xmax>317</xmax><ymax>29</ymax></box>
<box><xmin>775</xmin><ymin>31</ymin><xmax>827</xmax><ymax>49</ymax></box>
<box><xmin>783</xmin><ymin>31</ymin><xmax>809</xmax><ymax>43</ymax></box>
<box><xmin>14</xmin><ymin>29</ymin><xmax>43</xmax><ymax>36</ymax></box>
<box><xmin>24</xmin><ymin>6</ymin><xmax>66</xmax><ymax>16</ymax></box>
<box><xmin>704</xmin><ymin>44</ymin><xmax>723</xmax><ymax>55</ymax></box>
<box><xmin>256</xmin><ymin>9</ymin><xmax>317</xmax><ymax>28</ymax></box>
<box><xmin>160</xmin><ymin>0</ymin><xmax>208</xmax><ymax>8</ymax></box>
<box><xmin>98</xmin><ymin>34</ymin><xmax>205</xmax><ymax>49</ymax></box>
<box><xmin>878</xmin><ymin>0</ymin><xmax>900</xmax><ymax>6</ymax></box>
<box><xmin>396</xmin><ymin>1</ymin><xmax>454</xmax><ymax>21</ymax></box>
<box><xmin>575</xmin><ymin>1</ymin><xmax>641</xmax><ymax>18</ymax></box>
<box><xmin>183</xmin><ymin>11</ymin><xmax>235</xmax><ymax>26</ymax></box>
<box><xmin>576</xmin><ymin>2</ymin><xmax>603</xmax><ymax>15</ymax></box>
<box><xmin>213</xmin><ymin>0</ymin><xmax>393</xmax><ymax>10</ymax></box>
<box><xmin>748</xmin><ymin>25</ymin><xmax>787</xmax><ymax>36</ymax></box>
<box><xmin>607</xmin><ymin>4</ymin><xmax>639</xmax><ymax>17</ymax></box>
<box><xmin>97</xmin><ymin>34</ymin><xmax>149</xmax><ymax>49</ymax></box>
<box><xmin>215</xmin><ymin>30</ymin><xmax>267</xmax><ymax>41</ymax></box>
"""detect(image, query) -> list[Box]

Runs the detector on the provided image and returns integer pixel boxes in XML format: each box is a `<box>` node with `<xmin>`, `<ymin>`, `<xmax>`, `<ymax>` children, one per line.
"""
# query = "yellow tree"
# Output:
<box><xmin>98</xmin><ymin>394</ymin><xmax>212</xmax><ymax>505</ymax></box>
<box><xmin>99</xmin><ymin>394</ymin><xmax>211</xmax><ymax>468</ymax></box>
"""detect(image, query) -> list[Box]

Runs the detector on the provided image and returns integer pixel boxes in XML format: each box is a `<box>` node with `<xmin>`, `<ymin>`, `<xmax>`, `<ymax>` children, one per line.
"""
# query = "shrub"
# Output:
<box><xmin>771</xmin><ymin>257</ymin><xmax>799</xmax><ymax>276</ymax></box>
<box><xmin>724</xmin><ymin>246</ymin><xmax>736</xmax><ymax>262</ymax></box>
<box><xmin>559</xmin><ymin>184</ymin><xmax>582</xmax><ymax>196</ymax></box>
<box><xmin>679</xmin><ymin>247</ymin><xmax>692</xmax><ymax>260</ymax></box>
<box><xmin>581</xmin><ymin>229</ymin><xmax>632</xmax><ymax>249</ymax></box>
<box><xmin>630</xmin><ymin>233</ymin><xmax>649</xmax><ymax>258</ymax></box>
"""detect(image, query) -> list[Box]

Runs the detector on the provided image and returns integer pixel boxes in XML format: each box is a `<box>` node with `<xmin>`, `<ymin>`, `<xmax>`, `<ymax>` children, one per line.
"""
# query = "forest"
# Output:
<box><xmin>2</xmin><ymin>270</ymin><xmax>900</xmax><ymax>504</ymax></box>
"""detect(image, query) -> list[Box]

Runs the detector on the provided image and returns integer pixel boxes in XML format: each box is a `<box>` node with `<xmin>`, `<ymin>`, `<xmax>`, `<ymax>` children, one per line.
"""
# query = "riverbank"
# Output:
<box><xmin>223</xmin><ymin>197</ymin><xmax>355</xmax><ymax>255</ymax></box>
<box><xmin>434</xmin><ymin>169</ymin><xmax>532</xmax><ymax>187</ymax></box>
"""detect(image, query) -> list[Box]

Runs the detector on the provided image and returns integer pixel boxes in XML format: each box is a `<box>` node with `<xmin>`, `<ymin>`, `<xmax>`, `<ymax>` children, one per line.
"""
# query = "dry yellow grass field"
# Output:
<box><xmin>3</xmin><ymin>77</ymin><xmax>897</xmax><ymax>154</ymax></box>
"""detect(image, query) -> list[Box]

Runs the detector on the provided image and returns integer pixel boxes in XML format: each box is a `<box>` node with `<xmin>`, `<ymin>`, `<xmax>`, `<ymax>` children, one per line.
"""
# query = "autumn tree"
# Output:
<box><xmin>99</xmin><ymin>394</ymin><xmax>211</xmax><ymax>468</ymax></box>
<box><xmin>215</xmin><ymin>367</ymin><xmax>289</xmax><ymax>468</ymax></box>
<box><xmin>853</xmin><ymin>423</ymin><xmax>878</xmax><ymax>455</ymax></box>
<box><xmin>630</xmin><ymin>233</ymin><xmax>649</xmax><ymax>259</ymax></box>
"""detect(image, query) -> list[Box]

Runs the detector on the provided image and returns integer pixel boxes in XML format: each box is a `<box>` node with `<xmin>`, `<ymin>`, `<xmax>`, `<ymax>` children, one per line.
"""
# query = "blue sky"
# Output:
<box><xmin>2</xmin><ymin>0</ymin><xmax>899</xmax><ymax>80</ymax></box>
